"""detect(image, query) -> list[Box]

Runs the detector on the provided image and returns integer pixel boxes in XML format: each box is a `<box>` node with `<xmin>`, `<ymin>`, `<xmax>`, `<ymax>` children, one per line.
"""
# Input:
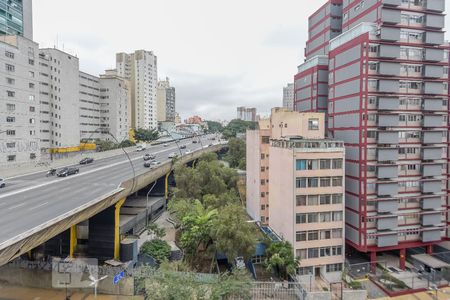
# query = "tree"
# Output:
<box><xmin>210</xmin><ymin>204</ymin><xmax>257</xmax><ymax>261</ymax></box>
<box><xmin>135</xmin><ymin>128</ymin><xmax>159</xmax><ymax>142</ymax></box>
<box><xmin>140</xmin><ymin>239</ymin><xmax>171</xmax><ymax>263</ymax></box>
<box><xmin>222</xmin><ymin>119</ymin><xmax>257</xmax><ymax>139</ymax></box>
<box><xmin>264</xmin><ymin>241</ymin><xmax>298</xmax><ymax>280</ymax></box>
<box><xmin>211</xmin><ymin>270</ymin><xmax>253</xmax><ymax>300</ymax></box>
<box><xmin>226</xmin><ymin>137</ymin><xmax>246</xmax><ymax>169</ymax></box>
<box><xmin>206</xmin><ymin>120</ymin><xmax>223</xmax><ymax>133</ymax></box>
<box><xmin>146</xmin><ymin>223</ymin><xmax>166</xmax><ymax>239</ymax></box>
<box><xmin>119</xmin><ymin>139</ymin><xmax>136</xmax><ymax>148</ymax></box>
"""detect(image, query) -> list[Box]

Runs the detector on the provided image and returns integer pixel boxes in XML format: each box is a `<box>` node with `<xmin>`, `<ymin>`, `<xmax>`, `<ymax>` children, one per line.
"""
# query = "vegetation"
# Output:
<box><xmin>95</xmin><ymin>139</ymin><xmax>136</xmax><ymax>152</ymax></box>
<box><xmin>169</xmin><ymin>153</ymin><xmax>258</xmax><ymax>269</ymax></box>
<box><xmin>146</xmin><ymin>223</ymin><xmax>166</xmax><ymax>239</ymax></box>
<box><xmin>264</xmin><ymin>241</ymin><xmax>298</xmax><ymax>280</ymax></box>
<box><xmin>140</xmin><ymin>239</ymin><xmax>171</xmax><ymax>263</ymax></box>
<box><xmin>225</xmin><ymin>137</ymin><xmax>246</xmax><ymax>169</ymax></box>
<box><xmin>134</xmin><ymin>128</ymin><xmax>159</xmax><ymax>142</ymax></box>
<box><xmin>206</xmin><ymin>120</ymin><xmax>224</xmax><ymax>133</ymax></box>
<box><xmin>222</xmin><ymin>119</ymin><xmax>257</xmax><ymax>139</ymax></box>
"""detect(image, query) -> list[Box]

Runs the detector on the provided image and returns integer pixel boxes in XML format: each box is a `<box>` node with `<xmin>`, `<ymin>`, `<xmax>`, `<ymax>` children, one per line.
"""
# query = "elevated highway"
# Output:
<box><xmin>0</xmin><ymin>135</ymin><xmax>227</xmax><ymax>266</ymax></box>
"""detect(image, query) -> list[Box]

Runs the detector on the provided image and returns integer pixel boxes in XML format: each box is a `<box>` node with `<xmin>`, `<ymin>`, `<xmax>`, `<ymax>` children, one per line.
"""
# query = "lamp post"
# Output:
<box><xmin>279</xmin><ymin>122</ymin><xmax>284</xmax><ymax>138</ymax></box>
<box><xmin>146</xmin><ymin>180</ymin><xmax>158</xmax><ymax>227</ymax></box>
<box><xmin>161</xmin><ymin>129</ymin><xmax>183</xmax><ymax>156</ymax></box>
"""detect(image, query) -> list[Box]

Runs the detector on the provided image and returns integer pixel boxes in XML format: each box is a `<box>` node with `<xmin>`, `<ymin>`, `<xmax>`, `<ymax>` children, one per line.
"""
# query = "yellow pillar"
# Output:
<box><xmin>165</xmin><ymin>172</ymin><xmax>170</xmax><ymax>199</ymax></box>
<box><xmin>69</xmin><ymin>225</ymin><xmax>77</xmax><ymax>258</ymax></box>
<box><xmin>114</xmin><ymin>198</ymin><xmax>126</xmax><ymax>260</ymax></box>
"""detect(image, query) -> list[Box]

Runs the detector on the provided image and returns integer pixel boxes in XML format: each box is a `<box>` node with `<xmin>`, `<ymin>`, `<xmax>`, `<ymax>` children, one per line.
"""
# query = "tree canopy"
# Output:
<box><xmin>222</xmin><ymin>119</ymin><xmax>257</xmax><ymax>139</ymax></box>
<box><xmin>264</xmin><ymin>241</ymin><xmax>298</xmax><ymax>280</ymax></box>
<box><xmin>206</xmin><ymin>120</ymin><xmax>223</xmax><ymax>133</ymax></box>
<box><xmin>135</xmin><ymin>128</ymin><xmax>159</xmax><ymax>142</ymax></box>
<box><xmin>225</xmin><ymin>137</ymin><xmax>246</xmax><ymax>169</ymax></box>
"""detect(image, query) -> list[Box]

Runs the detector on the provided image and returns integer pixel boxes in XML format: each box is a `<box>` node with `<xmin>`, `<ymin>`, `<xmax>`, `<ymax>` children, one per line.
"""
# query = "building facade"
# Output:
<box><xmin>237</xmin><ymin>106</ymin><xmax>257</xmax><ymax>122</ymax></box>
<box><xmin>116</xmin><ymin>50</ymin><xmax>158</xmax><ymax>130</ymax></box>
<box><xmin>283</xmin><ymin>83</ymin><xmax>294</xmax><ymax>110</ymax></box>
<box><xmin>295</xmin><ymin>0</ymin><xmax>449</xmax><ymax>268</ymax></box>
<box><xmin>156</xmin><ymin>77</ymin><xmax>176</xmax><ymax>122</ymax></box>
<box><xmin>0</xmin><ymin>0</ymin><xmax>33</xmax><ymax>39</ymax></box>
<box><xmin>0</xmin><ymin>35</ymin><xmax>39</xmax><ymax>164</ymax></box>
<box><xmin>79</xmin><ymin>71</ymin><xmax>101</xmax><ymax>141</ymax></box>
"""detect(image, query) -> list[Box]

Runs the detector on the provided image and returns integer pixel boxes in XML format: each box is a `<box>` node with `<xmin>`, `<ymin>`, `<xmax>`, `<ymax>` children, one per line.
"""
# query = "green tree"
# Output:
<box><xmin>264</xmin><ymin>241</ymin><xmax>298</xmax><ymax>280</ymax></box>
<box><xmin>226</xmin><ymin>137</ymin><xmax>246</xmax><ymax>169</ymax></box>
<box><xmin>210</xmin><ymin>204</ymin><xmax>257</xmax><ymax>261</ymax></box>
<box><xmin>96</xmin><ymin>140</ymin><xmax>117</xmax><ymax>152</ymax></box>
<box><xmin>222</xmin><ymin>119</ymin><xmax>257</xmax><ymax>139</ymax></box>
<box><xmin>119</xmin><ymin>139</ymin><xmax>136</xmax><ymax>148</ymax></box>
<box><xmin>135</xmin><ymin>128</ymin><xmax>159</xmax><ymax>142</ymax></box>
<box><xmin>140</xmin><ymin>239</ymin><xmax>171</xmax><ymax>263</ymax></box>
<box><xmin>146</xmin><ymin>223</ymin><xmax>166</xmax><ymax>239</ymax></box>
<box><xmin>211</xmin><ymin>270</ymin><xmax>253</xmax><ymax>300</ymax></box>
<box><xmin>206</xmin><ymin>120</ymin><xmax>223</xmax><ymax>133</ymax></box>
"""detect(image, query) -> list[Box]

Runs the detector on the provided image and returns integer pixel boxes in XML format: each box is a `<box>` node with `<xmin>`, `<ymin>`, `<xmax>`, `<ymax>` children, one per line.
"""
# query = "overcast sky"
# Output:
<box><xmin>34</xmin><ymin>0</ymin><xmax>450</xmax><ymax>121</ymax></box>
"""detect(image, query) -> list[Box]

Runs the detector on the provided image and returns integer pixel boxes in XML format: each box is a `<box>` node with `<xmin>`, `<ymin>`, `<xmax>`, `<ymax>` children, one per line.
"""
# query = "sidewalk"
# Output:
<box><xmin>0</xmin><ymin>286</ymin><xmax>144</xmax><ymax>300</ymax></box>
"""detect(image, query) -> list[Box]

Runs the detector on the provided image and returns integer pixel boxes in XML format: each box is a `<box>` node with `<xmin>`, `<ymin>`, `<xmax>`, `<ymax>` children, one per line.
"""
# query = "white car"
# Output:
<box><xmin>163</xmin><ymin>143</ymin><xmax>169</xmax><ymax>147</ymax></box>
<box><xmin>136</xmin><ymin>144</ymin><xmax>146</xmax><ymax>151</ymax></box>
<box><xmin>0</xmin><ymin>178</ymin><xmax>5</xmax><ymax>188</ymax></box>
<box><xmin>168</xmin><ymin>152</ymin><xmax>178</xmax><ymax>159</ymax></box>
<box><xmin>151</xmin><ymin>161</ymin><xmax>161</xmax><ymax>166</ymax></box>
<box><xmin>185</xmin><ymin>149</ymin><xmax>192</xmax><ymax>154</ymax></box>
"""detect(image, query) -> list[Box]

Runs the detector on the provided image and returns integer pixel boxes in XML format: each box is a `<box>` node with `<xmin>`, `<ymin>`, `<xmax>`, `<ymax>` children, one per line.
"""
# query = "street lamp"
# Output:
<box><xmin>146</xmin><ymin>180</ymin><xmax>158</xmax><ymax>227</ymax></box>
<box><xmin>161</xmin><ymin>129</ymin><xmax>183</xmax><ymax>156</ymax></box>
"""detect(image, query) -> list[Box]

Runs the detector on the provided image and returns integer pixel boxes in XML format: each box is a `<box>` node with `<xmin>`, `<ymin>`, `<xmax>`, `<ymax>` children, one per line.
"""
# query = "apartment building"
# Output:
<box><xmin>156</xmin><ymin>77</ymin><xmax>176</xmax><ymax>122</ymax></box>
<box><xmin>38</xmin><ymin>48</ymin><xmax>80</xmax><ymax>152</ymax></box>
<box><xmin>295</xmin><ymin>0</ymin><xmax>448</xmax><ymax>268</ymax></box>
<box><xmin>116</xmin><ymin>50</ymin><xmax>158</xmax><ymax>130</ymax></box>
<box><xmin>79</xmin><ymin>72</ymin><xmax>101</xmax><ymax>141</ymax></box>
<box><xmin>305</xmin><ymin>0</ymin><xmax>343</xmax><ymax>60</ymax></box>
<box><xmin>282</xmin><ymin>83</ymin><xmax>294</xmax><ymax>110</ymax></box>
<box><xmin>237</xmin><ymin>106</ymin><xmax>257</xmax><ymax>122</ymax></box>
<box><xmin>0</xmin><ymin>35</ymin><xmax>39</xmax><ymax>164</ymax></box>
<box><xmin>0</xmin><ymin>0</ymin><xmax>33</xmax><ymax>39</ymax></box>
<box><xmin>246</xmin><ymin>108</ymin><xmax>346</xmax><ymax>280</ymax></box>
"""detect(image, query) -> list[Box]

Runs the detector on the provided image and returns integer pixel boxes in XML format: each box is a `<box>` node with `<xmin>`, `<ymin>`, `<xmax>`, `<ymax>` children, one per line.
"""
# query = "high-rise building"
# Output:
<box><xmin>0</xmin><ymin>35</ymin><xmax>39</xmax><ymax>164</ymax></box>
<box><xmin>156</xmin><ymin>77</ymin><xmax>176</xmax><ymax>122</ymax></box>
<box><xmin>246</xmin><ymin>108</ymin><xmax>345</xmax><ymax>281</ymax></box>
<box><xmin>237</xmin><ymin>106</ymin><xmax>257</xmax><ymax>122</ymax></box>
<box><xmin>116</xmin><ymin>50</ymin><xmax>158</xmax><ymax>130</ymax></box>
<box><xmin>0</xmin><ymin>0</ymin><xmax>33</xmax><ymax>39</ymax></box>
<box><xmin>282</xmin><ymin>83</ymin><xmax>294</xmax><ymax>110</ymax></box>
<box><xmin>295</xmin><ymin>0</ymin><xmax>449</xmax><ymax>270</ymax></box>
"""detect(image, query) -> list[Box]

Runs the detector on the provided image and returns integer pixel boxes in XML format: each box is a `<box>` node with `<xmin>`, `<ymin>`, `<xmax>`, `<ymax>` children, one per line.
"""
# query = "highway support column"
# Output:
<box><xmin>165</xmin><ymin>172</ymin><xmax>170</xmax><ymax>199</ymax></box>
<box><xmin>69</xmin><ymin>225</ymin><xmax>77</xmax><ymax>258</ymax></box>
<box><xmin>114</xmin><ymin>198</ymin><xmax>126</xmax><ymax>260</ymax></box>
<box><xmin>426</xmin><ymin>245</ymin><xmax>433</xmax><ymax>254</ymax></box>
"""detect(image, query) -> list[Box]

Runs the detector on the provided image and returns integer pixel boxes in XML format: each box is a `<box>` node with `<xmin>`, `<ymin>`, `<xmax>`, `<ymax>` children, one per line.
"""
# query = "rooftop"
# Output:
<box><xmin>297</xmin><ymin>55</ymin><xmax>328</xmax><ymax>73</ymax></box>
<box><xmin>329</xmin><ymin>22</ymin><xmax>377</xmax><ymax>51</ymax></box>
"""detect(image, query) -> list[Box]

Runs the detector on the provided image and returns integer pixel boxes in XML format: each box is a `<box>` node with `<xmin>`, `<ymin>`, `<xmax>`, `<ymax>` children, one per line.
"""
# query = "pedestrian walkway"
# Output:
<box><xmin>373</xmin><ymin>286</ymin><xmax>450</xmax><ymax>299</ymax></box>
<box><xmin>0</xmin><ymin>286</ymin><xmax>144</xmax><ymax>300</ymax></box>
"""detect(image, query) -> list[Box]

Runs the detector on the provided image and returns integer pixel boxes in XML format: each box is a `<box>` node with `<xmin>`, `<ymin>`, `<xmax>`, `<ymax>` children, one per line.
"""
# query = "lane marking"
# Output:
<box><xmin>28</xmin><ymin>202</ymin><xmax>49</xmax><ymax>211</ymax></box>
<box><xmin>8</xmin><ymin>202</ymin><xmax>27</xmax><ymax>210</ymax></box>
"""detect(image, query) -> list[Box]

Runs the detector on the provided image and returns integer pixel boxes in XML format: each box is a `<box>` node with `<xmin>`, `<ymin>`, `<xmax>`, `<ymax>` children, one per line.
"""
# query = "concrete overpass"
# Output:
<box><xmin>0</xmin><ymin>136</ymin><xmax>227</xmax><ymax>266</ymax></box>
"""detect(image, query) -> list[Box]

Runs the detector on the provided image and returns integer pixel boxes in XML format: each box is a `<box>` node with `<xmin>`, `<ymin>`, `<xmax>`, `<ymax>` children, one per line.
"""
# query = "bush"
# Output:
<box><xmin>140</xmin><ymin>240</ymin><xmax>171</xmax><ymax>263</ymax></box>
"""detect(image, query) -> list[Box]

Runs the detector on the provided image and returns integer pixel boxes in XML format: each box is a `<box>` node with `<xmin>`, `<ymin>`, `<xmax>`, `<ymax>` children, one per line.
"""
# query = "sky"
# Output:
<box><xmin>34</xmin><ymin>0</ymin><xmax>450</xmax><ymax>121</ymax></box>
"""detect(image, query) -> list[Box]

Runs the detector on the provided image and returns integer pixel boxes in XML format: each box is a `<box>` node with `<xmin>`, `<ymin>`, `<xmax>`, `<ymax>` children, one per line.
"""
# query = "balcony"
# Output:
<box><xmin>380</xmin><ymin>9</ymin><xmax>401</xmax><ymax>24</ymax></box>
<box><xmin>422</xmin><ymin>147</ymin><xmax>442</xmax><ymax>160</ymax></box>
<box><xmin>421</xmin><ymin>212</ymin><xmax>442</xmax><ymax>226</ymax></box>
<box><xmin>424</xmin><ymin>48</ymin><xmax>444</xmax><ymax>62</ymax></box>
<box><xmin>423</xmin><ymin>98</ymin><xmax>444</xmax><ymax>111</ymax></box>
<box><xmin>424</xmin><ymin>31</ymin><xmax>445</xmax><ymax>45</ymax></box>
<box><xmin>379</xmin><ymin>44</ymin><xmax>400</xmax><ymax>59</ymax></box>
<box><xmin>424</xmin><ymin>82</ymin><xmax>445</xmax><ymax>95</ymax></box>
<box><xmin>377</xmin><ymin>233</ymin><xmax>398</xmax><ymax>247</ymax></box>
<box><xmin>377</xmin><ymin>216</ymin><xmax>398</xmax><ymax>230</ymax></box>
<box><xmin>377</xmin><ymin>165</ymin><xmax>398</xmax><ymax>179</ymax></box>
<box><xmin>422</xmin><ymin>115</ymin><xmax>443</xmax><ymax>127</ymax></box>
<box><xmin>423</xmin><ymin>65</ymin><xmax>444</xmax><ymax>78</ymax></box>
<box><xmin>421</xmin><ymin>229</ymin><xmax>441</xmax><ymax>243</ymax></box>
<box><xmin>377</xmin><ymin>182</ymin><xmax>398</xmax><ymax>197</ymax></box>
<box><xmin>421</xmin><ymin>180</ymin><xmax>441</xmax><ymax>194</ymax></box>
<box><xmin>422</xmin><ymin>131</ymin><xmax>443</xmax><ymax>144</ymax></box>
<box><xmin>380</xmin><ymin>27</ymin><xmax>401</xmax><ymax>41</ymax></box>
<box><xmin>378</xmin><ymin>131</ymin><xmax>399</xmax><ymax>144</ymax></box>
<box><xmin>382</xmin><ymin>0</ymin><xmax>401</xmax><ymax>6</ymax></box>
<box><xmin>378</xmin><ymin>114</ymin><xmax>399</xmax><ymax>127</ymax></box>
<box><xmin>378</xmin><ymin>200</ymin><xmax>399</xmax><ymax>213</ymax></box>
<box><xmin>422</xmin><ymin>163</ymin><xmax>442</xmax><ymax>177</ymax></box>
<box><xmin>425</xmin><ymin>0</ymin><xmax>445</xmax><ymax>12</ymax></box>
<box><xmin>425</xmin><ymin>14</ymin><xmax>445</xmax><ymax>29</ymax></box>
<box><xmin>379</xmin><ymin>62</ymin><xmax>400</xmax><ymax>76</ymax></box>
<box><xmin>378</xmin><ymin>148</ymin><xmax>398</xmax><ymax>161</ymax></box>
<box><xmin>378</xmin><ymin>80</ymin><xmax>399</xmax><ymax>93</ymax></box>
<box><xmin>421</xmin><ymin>197</ymin><xmax>442</xmax><ymax>210</ymax></box>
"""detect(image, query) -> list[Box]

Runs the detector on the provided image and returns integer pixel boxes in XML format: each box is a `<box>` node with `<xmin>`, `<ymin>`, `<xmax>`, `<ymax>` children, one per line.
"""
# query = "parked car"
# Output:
<box><xmin>0</xmin><ymin>178</ymin><xmax>5</xmax><ymax>188</ymax></box>
<box><xmin>143</xmin><ymin>153</ymin><xmax>156</xmax><ymax>161</ymax></box>
<box><xmin>56</xmin><ymin>167</ymin><xmax>79</xmax><ymax>177</ymax></box>
<box><xmin>168</xmin><ymin>152</ymin><xmax>178</xmax><ymax>159</ymax></box>
<box><xmin>79</xmin><ymin>157</ymin><xmax>94</xmax><ymax>165</ymax></box>
<box><xmin>180</xmin><ymin>145</ymin><xmax>187</xmax><ymax>149</ymax></box>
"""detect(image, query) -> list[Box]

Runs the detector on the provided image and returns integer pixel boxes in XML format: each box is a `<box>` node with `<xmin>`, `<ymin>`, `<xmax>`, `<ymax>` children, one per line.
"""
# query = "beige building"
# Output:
<box><xmin>246</xmin><ymin>108</ymin><xmax>345</xmax><ymax>282</ymax></box>
<box><xmin>156</xmin><ymin>77</ymin><xmax>175</xmax><ymax>122</ymax></box>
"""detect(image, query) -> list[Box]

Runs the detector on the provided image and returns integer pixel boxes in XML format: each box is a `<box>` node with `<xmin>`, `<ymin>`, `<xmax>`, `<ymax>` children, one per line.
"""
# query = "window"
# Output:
<box><xmin>30</xmin><ymin>153</ymin><xmax>36</xmax><ymax>159</ymax></box>
<box><xmin>332</xmin><ymin>211</ymin><xmax>343</xmax><ymax>221</ymax></box>
<box><xmin>296</xmin><ymin>159</ymin><xmax>307</xmax><ymax>170</ymax></box>
<box><xmin>326</xmin><ymin>263</ymin><xmax>342</xmax><ymax>272</ymax></box>
<box><xmin>261</xmin><ymin>205</ymin><xmax>265</xmax><ymax>210</ymax></box>
<box><xmin>6</xmin><ymin>142</ymin><xmax>15</xmax><ymax>148</ymax></box>
<box><xmin>332</xmin><ymin>194</ymin><xmax>343</xmax><ymax>204</ymax></box>
<box><xmin>308</xmin><ymin>195</ymin><xmax>319</xmax><ymax>205</ymax></box>
<box><xmin>261</xmin><ymin>136</ymin><xmax>270</xmax><ymax>144</ymax></box>
<box><xmin>29</xmin><ymin>118</ymin><xmax>35</xmax><ymax>124</ymax></box>
<box><xmin>296</xmin><ymin>213</ymin><xmax>307</xmax><ymax>224</ymax></box>
<box><xmin>332</xmin><ymin>159</ymin><xmax>343</xmax><ymax>169</ymax></box>
<box><xmin>6</xmin><ymin>77</ymin><xmax>14</xmax><ymax>85</ymax></box>
<box><xmin>5</xmin><ymin>51</ymin><xmax>14</xmax><ymax>59</ymax></box>
<box><xmin>308</xmin><ymin>213</ymin><xmax>318</xmax><ymax>223</ymax></box>
<box><xmin>261</xmin><ymin>154</ymin><xmax>265</xmax><ymax>159</ymax></box>
<box><xmin>296</xmin><ymin>250</ymin><xmax>308</xmax><ymax>260</ymax></box>
<box><xmin>320</xmin><ymin>212</ymin><xmax>331</xmax><ymax>222</ymax></box>
<box><xmin>308</xmin><ymin>177</ymin><xmax>318</xmax><ymax>187</ymax></box>
<box><xmin>307</xmin><ymin>160</ymin><xmax>318</xmax><ymax>170</ymax></box>
<box><xmin>261</xmin><ymin>192</ymin><xmax>265</xmax><ymax>197</ymax></box>
<box><xmin>369</xmin><ymin>44</ymin><xmax>379</xmax><ymax>53</ymax></box>
<box><xmin>332</xmin><ymin>228</ymin><xmax>343</xmax><ymax>238</ymax></box>
<box><xmin>6</xmin><ymin>130</ymin><xmax>15</xmax><ymax>136</ymax></box>
<box><xmin>6</xmin><ymin>103</ymin><xmax>15</xmax><ymax>111</ymax></box>
<box><xmin>29</xmin><ymin>106</ymin><xmax>35</xmax><ymax>112</ymax></box>
<box><xmin>28</xmin><ymin>59</ymin><xmax>35</xmax><ymax>65</ymax></box>
<box><xmin>320</xmin><ymin>159</ymin><xmax>331</xmax><ymax>169</ymax></box>
<box><xmin>29</xmin><ymin>83</ymin><xmax>35</xmax><ymax>89</ymax></box>
<box><xmin>296</xmin><ymin>231</ymin><xmax>307</xmax><ymax>242</ymax></box>
<box><xmin>332</xmin><ymin>177</ymin><xmax>343</xmax><ymax>187</ymax></box>
<box><xmin>332</xmin><ymin>246</ymin><xmax>342</xmax><ymax>256</ymax></box>
<box><xmin>296</xmin><ymin>178</ymin><xmax>307</xmax><ymax>188</ymax></box>
<box><xmin>6</xmin><ymin>116</ymin><xmax>15</xmax><ymax>123</ymax></box>
<box><xmin>7</xmin><ymin>155</ymin><xmax>16</xmax><ymax>162</ymax></box>
<box><xmin>7</xmin><ymin>90</ymin><xmax>15</xmax><ymax>97</ymax></box>
<box><xmin>296</xmin><ymin>195</ymin><xmax>306</xmax><ymax>206</ymax></box>
<box><xmin>6</xmin><ymin>64</ymin><xmax>14</xmax><ymax>72</ymax></box>
<box><xmin>260</xmin><ymin>179</ymin><xmax>265</xmax><ymax>186</ymax></box>
<box><xmin>29</xmin><ymin>95</ymin><xmax>35</xmax><ymax>101</ymax></box>
<box><xmin>320</xmin><ymin>194</ymin><xmax>331</xmax><ymax>205</ymax></box>
<box><xmin>308</xmin><ymin>119</ymin><xmax>319</xmax><ymax>130</ymax></box>
<box><xmin>321</xmin><ymin>230</ymin><xmax>331</xmax><ymax>239</ymax></box>
<box><xmin>320</xmin><ymin>247</ymin><xmax>331</xmax><ymax>257</ymax></box>
<box><xmin>320</xmin><ymin>177</ymin><xmax>331</xmax><ymax>187</ymax></box>
<box><xmin>308</xmin><ymin>248</ymin><xmax>319</xmax><ymax>258</ymax></box>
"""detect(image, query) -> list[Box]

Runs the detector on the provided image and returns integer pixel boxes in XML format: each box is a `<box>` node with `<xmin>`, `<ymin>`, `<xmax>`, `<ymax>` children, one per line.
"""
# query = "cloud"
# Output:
<box><xmin>264</xmin><ymin>26</ymin><xmax>306</xmax><ymax>49</ymax></box>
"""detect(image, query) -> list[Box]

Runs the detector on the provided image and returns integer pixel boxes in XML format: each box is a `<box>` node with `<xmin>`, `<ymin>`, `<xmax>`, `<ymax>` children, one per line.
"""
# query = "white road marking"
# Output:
<box><xmin>8</xmin><ymin>202</ymin><xmax>27</xmax><ymax>210</ymax></box>
<box><xmin>28</xmin><ymin>202</ymin><xmax>49</xmax><ymax>211</ymax></box>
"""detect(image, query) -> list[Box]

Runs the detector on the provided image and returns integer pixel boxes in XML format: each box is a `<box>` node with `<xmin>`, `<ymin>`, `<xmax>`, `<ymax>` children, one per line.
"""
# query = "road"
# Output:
<box><xmin>0</xmin><ymin>135</ymin><xmax>218</xmax><ymax>249</ymax></box>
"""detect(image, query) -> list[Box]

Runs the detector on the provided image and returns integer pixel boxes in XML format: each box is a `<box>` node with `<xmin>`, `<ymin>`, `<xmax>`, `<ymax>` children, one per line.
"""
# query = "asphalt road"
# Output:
<box><xmin>0</xmin><ymin>134</ymin><xmax>219</xmax><ymax>248</ymax></box>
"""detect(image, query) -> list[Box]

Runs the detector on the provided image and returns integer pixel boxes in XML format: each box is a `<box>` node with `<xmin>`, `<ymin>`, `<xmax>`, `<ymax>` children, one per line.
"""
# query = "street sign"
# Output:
<box><xmin>113</xmin><ymin>271</ymin><xmax>125</xmax><ymax>285</ymax></box>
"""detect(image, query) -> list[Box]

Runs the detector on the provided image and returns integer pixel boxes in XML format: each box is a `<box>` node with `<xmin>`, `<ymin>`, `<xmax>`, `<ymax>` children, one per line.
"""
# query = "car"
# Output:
<box><xmin>143</xmin><ymin>153</ymin><xmax>156</xmax><ymax>161</ymax></box>
<box><xmin>163</xmin><ymin>143</ymin><xmax>169</xmax><ymax>147</ymax></box>
<box><xmin>234</xmin><ymin>257</ymin><xmax>246</xmax><ymax>270</ymax></box>
<box><xmin>136</xmin><ymin>144</ymin><xmax>146</xmax><ymax>151</ymax></box>
<box><xmin>79</xmin><ymin>157</ymin><xmax>94</xmax><ymax>165</ymax></box>
<box><xmin>56</xmin><ymin>167</ymin><xmax>79</xmax><ymax>177</ymax></box>
<box><xmin>168</xmin><ymin>152</ymin><xmax>178</xmax><ymax>159</ymax></box>
<box><xmin>151</xmin><ymin>161</ymin><xmax>161</xmax><ymax>166</ymax></box>
<box><xmin>144</xmin><ymin>161</ymin><xmax>152</xmax><ymax>168</ymax></box>
<box><xmin>208</xmin><ymin>144</ymin><xmax>213</xmax><ymax>147</ymax></box>
<box><xmin>192</xmin><ymin>140</ymin><xmax>198</xmax><ymax>144</ymax></box>
<box><xmin>0</xmin><ymin>178</ymin><xmax>5</xmax><ymax>188</ymax></box>
<box><xmin>180</xmin><ymin>145</ymin><xmax>186</xmax><ymax>149</ymax></box>
<box><xmin>185</xmin><ymin>149</ymin><xmax>192</xmax><ymax>154</ymax></box>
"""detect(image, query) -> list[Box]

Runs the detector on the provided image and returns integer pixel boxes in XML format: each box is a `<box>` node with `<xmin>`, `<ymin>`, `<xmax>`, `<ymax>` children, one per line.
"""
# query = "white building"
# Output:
<box><xmin>116</xmin><ymin>50</ymin><xmax>158</xmax><ymax>130</ymax></box>
<box><xmin>0</xmin><ymin>35</ymin><xmax>40</xmax><ymax>164</ymax></box>
<box><xmin>282</xmin><ymin>83</ymin><xmax>294</xmax><ymax>110</ymax></box>
<box><xmin>79</xmin><ymin>71</ymin><xmax>101</xmax><ymax>141</ymax></box>
<box><xmin>156</xmin><ymin>77</ymin><xmax>175</xmax><ymax>122</ymax></box>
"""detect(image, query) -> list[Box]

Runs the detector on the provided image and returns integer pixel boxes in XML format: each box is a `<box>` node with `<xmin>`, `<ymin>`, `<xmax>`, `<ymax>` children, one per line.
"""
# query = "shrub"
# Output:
<box><xmin>140</xmin><ymin>239</ymin><xmax>171</xmax><ymax>263</ymax></box>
